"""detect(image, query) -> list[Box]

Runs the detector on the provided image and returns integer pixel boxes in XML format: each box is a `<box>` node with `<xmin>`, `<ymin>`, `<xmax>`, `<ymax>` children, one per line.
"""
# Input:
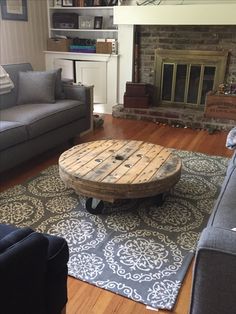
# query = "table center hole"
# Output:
<box><xmin>95</xmin><ymin>158</ymin><xmax>103</xmax><ymax>163</ymax></box>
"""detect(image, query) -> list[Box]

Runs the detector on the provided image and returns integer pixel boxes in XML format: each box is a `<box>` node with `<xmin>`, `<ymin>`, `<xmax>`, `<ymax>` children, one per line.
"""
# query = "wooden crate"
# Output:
<box><xmin>123</xmin><ymin>82</ymin><xmax>154</xmax><ymax>108</ymax></box>
<box><xmin>204</xmin><ymin>91</ymin><xmax>236</xmax><ymax>120</ymax></box>
<box><xmin>126</xmin><ymin>82</ymin><xmax>154</xmax><ymax>97</ymax></box>
<box><xmin>96</xmin><ymin>42</ymin><xmax>112</xmax><ymax>54</ymax></box>
<box><xmin>124</xmin><ymin>94</ymin><xmax>150</xmax><ymax>108</ymax></box>
<box><xmin>47</xmin><ymin>38</ymin><xmax>72</xmax><ymax>52</ymax></box>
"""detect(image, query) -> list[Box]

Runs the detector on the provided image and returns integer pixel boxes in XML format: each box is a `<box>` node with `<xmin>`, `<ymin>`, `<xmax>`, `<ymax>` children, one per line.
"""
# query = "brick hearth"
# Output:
<box><xmin>112</xmin><ymin>104</ymin><xmax>235</xmax><ymax>131</ymax></box>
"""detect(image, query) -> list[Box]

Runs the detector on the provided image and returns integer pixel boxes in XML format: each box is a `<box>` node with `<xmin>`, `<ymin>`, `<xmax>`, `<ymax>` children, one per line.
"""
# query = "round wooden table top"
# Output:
<box><xmin>59</xmin><ymin>139</ymin><xmax>182</xmax><ymax>203</ymax></box>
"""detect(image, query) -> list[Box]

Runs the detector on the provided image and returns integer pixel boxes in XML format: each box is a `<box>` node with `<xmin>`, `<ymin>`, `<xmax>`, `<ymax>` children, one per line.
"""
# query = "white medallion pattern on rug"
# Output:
<box><xmin>173</xmin><ymin>174</ymin><xmax>217</xmax><ymax>200</ymax></box>
<box><xmin>177</xmin><ymin>231</ymin><xmax>200</xmax><ymax>251</ymax></box>
<box><xmin>139</xmin><ymin>197</ymin><xmax>203</xmax><ymax>232</ymax></box>
<box><xmin>147</xmin><ymin>279</ymin><xmax>181</xmax><ymax>310</ymax></box>
<box><xmin>0</xmin><ymin>185</ymin><xmax>26</xmax><ymax>198</ymax></box>
<box><xmin>45</xmin><ymin>196</ymin><xmax>79</xmax><ymax>213</ymax></box>
<box><xmin>104</xmin><ymin>230</ymin><xmax>183</xmax><ymax>282</ymax></box>
<box><xmin>95</xmin><ymin>280</ymin><xmax>143</xmax><ymax>302</ymax></box>
<box><xmin>37</xmin><ymin>211</ymin><xmax>107</xmax><ymax>252</ymax></box>
<box><xmin>68</xmin><ymin>252</ymin><xmax>105</xmax><ymax>280</ymax></box>
<box><xmin>196</xmin><ymin>198</ymin><xmax>215</xmax><ymax>214</ymax></box>
<box><xmin>28</xmin><ymin>175</ymin><xmax>72</xmax><ymax>197</ymax></box>
<box><xmin>0</xmin><ymin>149</ymin><xmax>228</xmax><ymax>310</ymax></box>
<box><xmin>105</xmin><ymin>212</ymin><xmax>141</xmax><ymax>232</ymax></box>
<box><xmin>182</xmin><ymin>156</ymin><xmax>228</xmax><ymax>176</ymax></box>
<box><xmin>0</xmin><ymin>195</ymin><xmax>44</xmax><ymax>226</ymax></box>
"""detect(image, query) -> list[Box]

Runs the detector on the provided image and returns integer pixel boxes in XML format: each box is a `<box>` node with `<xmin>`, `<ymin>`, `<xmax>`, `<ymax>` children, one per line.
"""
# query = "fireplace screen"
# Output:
<box><xmin>155</xmin><ymin>49</ymin><xmax>228</xmax><ymax>109</ymax></box>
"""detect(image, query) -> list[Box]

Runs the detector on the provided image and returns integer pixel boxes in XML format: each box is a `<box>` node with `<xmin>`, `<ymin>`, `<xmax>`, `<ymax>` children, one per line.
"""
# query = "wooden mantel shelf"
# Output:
<box><xmin>114</xmin><ymin>4</ymin><xmax>236</xmax><ymax>25</ymax></box>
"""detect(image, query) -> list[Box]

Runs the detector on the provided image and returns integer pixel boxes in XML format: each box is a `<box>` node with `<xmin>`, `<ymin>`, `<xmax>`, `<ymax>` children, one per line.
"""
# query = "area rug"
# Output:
<box><xmin>0</xmin><ymin>149</ymin><xmax>229</xmax><ymax>310</ymax></box>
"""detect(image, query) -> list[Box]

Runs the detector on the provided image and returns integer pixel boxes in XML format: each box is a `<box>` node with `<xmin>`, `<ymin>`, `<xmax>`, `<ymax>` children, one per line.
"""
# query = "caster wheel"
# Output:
<box><xmin>85</xmin><ymin>198</ymin><xmax>104</xmax><ymax>214</ymax></box>
<box><xmin>154</xmin><ymin>193</ymin><xmax>165</xmax><ymax>206</ymax></box>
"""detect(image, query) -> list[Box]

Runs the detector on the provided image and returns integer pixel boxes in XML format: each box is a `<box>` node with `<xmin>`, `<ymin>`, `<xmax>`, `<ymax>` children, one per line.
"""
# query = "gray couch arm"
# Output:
<box><xmin>189</xmin><ymin>227</ymin><xmax>236</xmax><ymax>314</ymax></box>
<box><xmin>63</xmin><ymin>84</ymin><xmax>93</xmax><ymax>132</ymax></box>
<box><xmin>63</xmin><ymin>84</ymin><xmax>92</xmax><ymax>105</ymax></box>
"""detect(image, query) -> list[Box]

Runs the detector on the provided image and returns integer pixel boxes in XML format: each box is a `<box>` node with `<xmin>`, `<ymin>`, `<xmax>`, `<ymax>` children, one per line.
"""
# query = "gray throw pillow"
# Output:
<box><xmin>17</xmin><ymin>71</ymin><xmax>57</xmax><ymax>105</ymax></box>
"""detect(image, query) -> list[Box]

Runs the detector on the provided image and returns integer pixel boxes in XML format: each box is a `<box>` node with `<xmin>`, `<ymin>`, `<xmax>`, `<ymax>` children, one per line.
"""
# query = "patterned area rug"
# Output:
<box><xmin>0</xmin><ymin>149</ymin><xmax>229</xmax><ymax>310</ymax></box>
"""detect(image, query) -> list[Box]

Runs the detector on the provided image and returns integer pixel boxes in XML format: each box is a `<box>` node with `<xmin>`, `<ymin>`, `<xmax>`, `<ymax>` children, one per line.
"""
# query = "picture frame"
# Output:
<box><xmin>54</xmin><ymin>0</ymin><xmax>62</xmax><ymax>7</ymax></box>
<box><xmin>0</xmin><ymin>0</ymin><xmax>28</xmax><ymax>21</ymax></box>
<box><xmin>94</xmin><ymin>16</ymin><xmax>103</xmax><ymax>29</ymax></box>
<box><xmin>62</xmin><ymin>0</ymin><xmax>74</xmax><ymax>7</ymax></box>
<box><xmin>79</xmin><ymin>16</ymin><xmax>94</xmax><ymax>29</ymax></box>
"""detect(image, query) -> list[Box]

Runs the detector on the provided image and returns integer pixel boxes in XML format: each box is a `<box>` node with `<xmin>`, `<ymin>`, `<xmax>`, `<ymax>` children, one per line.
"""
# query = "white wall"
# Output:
<box><xmin>0</xmin><ymin>0</ymin><xmax>48</xmax><ymax>70</ymax></box>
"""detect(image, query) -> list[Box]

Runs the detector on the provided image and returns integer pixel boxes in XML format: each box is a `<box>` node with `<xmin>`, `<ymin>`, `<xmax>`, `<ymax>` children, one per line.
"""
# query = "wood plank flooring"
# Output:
<box><xmin>0</xmin><ymin>115</ymin><xmax>233</xmax><ymax>314</ymax></box>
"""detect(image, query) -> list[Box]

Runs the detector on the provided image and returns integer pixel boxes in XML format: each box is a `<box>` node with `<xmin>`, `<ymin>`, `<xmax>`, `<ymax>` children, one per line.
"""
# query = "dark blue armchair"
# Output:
<box><xmin>0</xmin><ymin>223</ymin><xmax>69</xmax><ymax>314</ymax></box>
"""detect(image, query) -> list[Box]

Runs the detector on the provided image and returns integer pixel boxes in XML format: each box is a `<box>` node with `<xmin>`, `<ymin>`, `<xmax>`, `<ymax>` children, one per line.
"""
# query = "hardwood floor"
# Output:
<box><xmin>0</xmin><ymin>115</ymin><xmax>233</xmax><ymax>314</ymax></box>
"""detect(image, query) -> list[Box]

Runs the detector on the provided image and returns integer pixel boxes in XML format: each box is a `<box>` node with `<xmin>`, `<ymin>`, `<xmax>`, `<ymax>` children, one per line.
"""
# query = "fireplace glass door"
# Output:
<box><xmin>155</xmin><ymin>49</ymin><xmax>228</xmax><ymax>109</ymax></box>
<box><xmin>161</xmin><ymin>63</ymin><xmax>216</xmax><ymax>107</ymax></box>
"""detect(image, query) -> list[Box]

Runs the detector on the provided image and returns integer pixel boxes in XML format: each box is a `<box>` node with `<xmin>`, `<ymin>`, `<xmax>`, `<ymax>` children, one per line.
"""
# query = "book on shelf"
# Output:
<box><xmin>70</xmin><ymin>44</ymin><xmax>96</xmax><ymax>53</ymax></box>
<box><xmin>76</xmin><ymin>0</ymin><xmax>85</xmax><ymax>6</ymax></box>
<box><xmin>74</xmin><ymin>0</ymin><xmax>118</xmax><ymax>6</ymax></box>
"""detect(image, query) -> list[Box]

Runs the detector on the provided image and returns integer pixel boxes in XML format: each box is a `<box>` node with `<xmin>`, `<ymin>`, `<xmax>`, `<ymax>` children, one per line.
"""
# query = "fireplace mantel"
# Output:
<box><xmin>114</xmin><ymin>4</ymin><xmax>236</xmax><ymax>25</ymax></box>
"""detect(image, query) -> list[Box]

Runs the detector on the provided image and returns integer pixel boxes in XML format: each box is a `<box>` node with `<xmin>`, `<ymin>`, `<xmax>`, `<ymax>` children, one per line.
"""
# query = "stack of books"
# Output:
<box><xmin>69</xmin><ymin>45</ymin><xmax>96</xmax><ymax>53</ymax></box>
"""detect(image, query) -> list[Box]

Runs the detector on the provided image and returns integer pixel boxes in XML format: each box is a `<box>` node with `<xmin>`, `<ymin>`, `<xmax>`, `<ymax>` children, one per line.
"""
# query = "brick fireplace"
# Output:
<box><xmin>113</xmin><ymin>24</ymin><xmax>236</xmax><ymax>130</ymax></box>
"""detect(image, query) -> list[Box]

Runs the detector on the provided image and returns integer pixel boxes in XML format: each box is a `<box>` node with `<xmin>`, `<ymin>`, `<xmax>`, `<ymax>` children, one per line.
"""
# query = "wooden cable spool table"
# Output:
<box><xmin>59</xmin><ymin>140</ymin><xmax>182</xmax><ymax>214</ymax></box>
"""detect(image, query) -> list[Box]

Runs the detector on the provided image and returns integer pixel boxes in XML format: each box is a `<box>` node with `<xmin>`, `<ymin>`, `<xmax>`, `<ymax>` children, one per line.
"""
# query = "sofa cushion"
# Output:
<box><xmin>208</xmin><ymin>164</ymin><xmax>236</xmax><ymax>229</ymax></box>
<box><xmin>0</xmin><ymin>120</ymin><xmax>28</xmax><ymax>151</ymax></box>
<box><xmin>17</xmin><ymin>71</ymin><xmax>56</xmax><ymax>105</ymax></box>
<box><xmin>0</xmin><ymin>99</ymin><xmax>86</xmax><ymax>139</ymax></box>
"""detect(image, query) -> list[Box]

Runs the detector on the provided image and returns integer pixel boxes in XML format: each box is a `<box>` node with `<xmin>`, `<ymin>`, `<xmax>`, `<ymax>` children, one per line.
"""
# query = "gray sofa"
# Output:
<box><xmin>0</xmin><ymin>63</ymin><xmax>92</xmax><ymax>173</ymax></box>
<box><xmin>190</xmin><ymin>147</ymin><xmax>236</xmax><ymax>314</ymax></box>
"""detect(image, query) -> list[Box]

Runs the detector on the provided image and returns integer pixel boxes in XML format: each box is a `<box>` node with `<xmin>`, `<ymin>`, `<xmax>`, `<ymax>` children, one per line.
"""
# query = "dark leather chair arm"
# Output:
<box><xmin>0</xmin><ymin>227</ymin><xmax>49</xmax><ymax>314</ymax></box>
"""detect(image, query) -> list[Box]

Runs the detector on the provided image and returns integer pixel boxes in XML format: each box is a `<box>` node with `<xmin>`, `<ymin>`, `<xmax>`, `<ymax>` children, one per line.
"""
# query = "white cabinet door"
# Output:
<box><xmin>54</xmin><ymin>59</ymin><xmax>74</xmax><ymax>81</ymax></box>
<box><xmin>75</xmin><ymin>61</ymin><xmax>107</xmax><ymax>104</ymax></box>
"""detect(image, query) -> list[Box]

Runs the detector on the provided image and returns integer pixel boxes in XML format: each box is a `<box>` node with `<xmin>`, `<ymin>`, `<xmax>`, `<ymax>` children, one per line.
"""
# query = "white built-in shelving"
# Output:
<box><xmin>45</xmin><ymin>1</ymin><xmax>119</xmax><ymax>114</ymax></box>
<box><xmin>47</xmin><ymin>1</ymin><xmax>118</xmax><ymax>40</ymax></box>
